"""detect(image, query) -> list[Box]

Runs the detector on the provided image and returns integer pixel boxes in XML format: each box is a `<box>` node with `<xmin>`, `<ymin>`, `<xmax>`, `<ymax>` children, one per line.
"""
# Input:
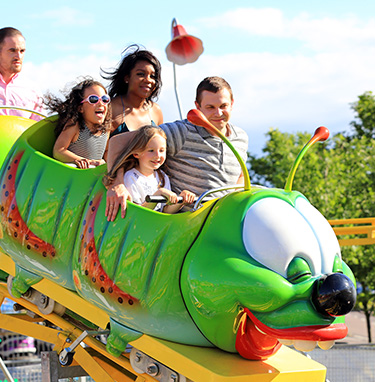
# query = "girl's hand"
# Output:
<box><xmin>89</xmin><ymin>159</ymin><xmax>106</xmax><ymax>167</ymax></box>
<box><xmin>180</xmin><ymin>190</ymin><xmax>196</xmax><ymax>205</ymax></box>
<box><xmin>74</xmin><ymin>158</ymin><xmax>91</xmax><ymax>169</ymax></box>
<box><xmin>157</xmin><ymin>188</ymin><xmax>178</xmax><ymax>204</ymax></box>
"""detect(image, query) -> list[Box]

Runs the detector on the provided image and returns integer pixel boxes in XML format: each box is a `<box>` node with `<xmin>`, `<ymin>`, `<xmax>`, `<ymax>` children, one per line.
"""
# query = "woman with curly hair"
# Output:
<box><xmin>101</xmin><ymin>44</ymin><xmax>163</xmax><ymax>135</ymax></box>
<box><xmin>44</xmin><ymin>77</ymin><xmax>111</xmax><ymax>169</ymax></box>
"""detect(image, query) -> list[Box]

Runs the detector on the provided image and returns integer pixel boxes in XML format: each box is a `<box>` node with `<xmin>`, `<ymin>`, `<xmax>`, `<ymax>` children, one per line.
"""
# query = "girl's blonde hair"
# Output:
<box><xmin>103</xmin><ymin>125</ymin><xmax>167</xmax><ymax>187</ymax></box>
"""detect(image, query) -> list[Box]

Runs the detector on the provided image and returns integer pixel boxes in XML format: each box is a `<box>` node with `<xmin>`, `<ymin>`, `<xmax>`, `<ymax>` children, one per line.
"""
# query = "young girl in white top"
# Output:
<box><xmin>45</xmin><ymin>77</ymin><xmax>111</xmax><ymax>169</ymax></box>
<box><xmin>104</xmin><ymin>125</ymin><xmax>195</xmax><ymax>213</ymax></box>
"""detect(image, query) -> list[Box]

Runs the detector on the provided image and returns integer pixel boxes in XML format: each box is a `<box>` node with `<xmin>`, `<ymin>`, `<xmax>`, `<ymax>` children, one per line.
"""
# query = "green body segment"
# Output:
<box><xmin>181</xmin><ymin>190</ymin><xmax>354</xmax><ymax>353</ymax></box>
<box><xmin>0</xmin><ymin>115</ymin><xmax>35</xmax><ymax>166</ymax></box>
<box><xmin>0</xmin><ymin>117</ymin><xmax>104</xmax><ymax>289</ymax></box>
<box><xmin>0</xmin><ymin>117</ymin><xmax>213</xmax><ymax>346</ymax></box>
<box><xmin>0</xmin><ymin>116</ymin><xmax>356</xmax><ymax>360</ymax></box>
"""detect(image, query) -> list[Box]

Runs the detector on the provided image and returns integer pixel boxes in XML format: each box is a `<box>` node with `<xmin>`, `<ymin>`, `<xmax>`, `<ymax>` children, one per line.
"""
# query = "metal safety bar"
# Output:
<box><xmin>192</xmin><ymin>184</ymin><xmax>244</xmax><ymax>211</ymax></box>
<box><xmin>0</xmin><ymin>105</ymin><xmax>47</xmax><ymax>118</ymax></box>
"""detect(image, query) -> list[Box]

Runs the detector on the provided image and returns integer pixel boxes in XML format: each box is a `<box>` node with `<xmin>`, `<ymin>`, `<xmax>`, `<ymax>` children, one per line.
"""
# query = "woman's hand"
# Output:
<box><xmin>105</xmin><ymin>182</ymin><xmax>132</xmax><ymax>221</ymax></box>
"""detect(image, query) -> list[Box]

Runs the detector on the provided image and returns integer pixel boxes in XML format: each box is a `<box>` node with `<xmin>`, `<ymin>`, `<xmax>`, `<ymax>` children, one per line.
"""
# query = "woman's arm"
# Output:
<box><xmin>105</xmin><ymin>131</ymin><xmax>137</xmax><ymax>221</ymax></box>
<box><xmin>151</xmin><ymin>102</ymin><xmax>163</xmax><ymax>125</ymax></box>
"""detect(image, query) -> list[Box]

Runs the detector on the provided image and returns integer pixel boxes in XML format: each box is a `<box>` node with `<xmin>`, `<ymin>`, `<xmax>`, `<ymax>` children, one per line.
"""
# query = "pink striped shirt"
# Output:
<box><xmin>0</xmin><ymin>73</ymin><xmax>44</xmax><ymax>121</ymax></box>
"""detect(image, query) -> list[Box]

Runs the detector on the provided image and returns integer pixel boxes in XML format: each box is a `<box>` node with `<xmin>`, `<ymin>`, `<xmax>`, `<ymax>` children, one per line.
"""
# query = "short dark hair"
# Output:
<box><xmin>0</xmin><ymin>27</ymin><xmax>24</xmax><ymax>47</ymax></box>
<box><xmin>101</xmin><ymin>44</ymin><xmax>162</xmax><ymax>102</ymax></box>
<box><xmin>195</xmin><ymin>76</ymin><xmax>233</xmax><ymax>106</ymax></box>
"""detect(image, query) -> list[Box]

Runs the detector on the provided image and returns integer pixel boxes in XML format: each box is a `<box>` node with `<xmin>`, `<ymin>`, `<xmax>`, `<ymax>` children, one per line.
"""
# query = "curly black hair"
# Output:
<box><xmin>44</xmin><ymin>76</ymin><xmax>112</xmax><ymax>137</ymax></box>
<box><xmin>101</xmin><ymin>44</ymin><xmax>162</xmax><ymax>102</ymax></box>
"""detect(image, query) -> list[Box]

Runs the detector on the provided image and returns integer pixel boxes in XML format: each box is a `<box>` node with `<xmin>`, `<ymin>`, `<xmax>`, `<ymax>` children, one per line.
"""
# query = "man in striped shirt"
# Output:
<box><xmin>161</xmin><ymin>76</ymin><xmax>248</xmax><ymax>197</ymax></box>
<box><xmin>105</xmin><ymin>76</ymin><xmax>248</xmax><ymax>221</ymax></box>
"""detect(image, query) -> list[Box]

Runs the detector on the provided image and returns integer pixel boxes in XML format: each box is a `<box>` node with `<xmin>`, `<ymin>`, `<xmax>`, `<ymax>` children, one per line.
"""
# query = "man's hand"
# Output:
<box><xmin>180</xmin><ymin>190</ymin><xmax>196</xmax><ymax>205</ymax></box>
<box><xmin>105</xmin><ymin>182</ymin><xmax>132</xmax><ymax>221</ymax></box>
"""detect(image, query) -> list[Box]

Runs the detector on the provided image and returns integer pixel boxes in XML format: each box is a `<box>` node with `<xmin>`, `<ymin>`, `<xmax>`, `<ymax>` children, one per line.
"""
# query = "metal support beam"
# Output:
<box><xmin>41</xmin><ymin>351</ymin><xmax>88</xmax><ymax>382</ymax></box>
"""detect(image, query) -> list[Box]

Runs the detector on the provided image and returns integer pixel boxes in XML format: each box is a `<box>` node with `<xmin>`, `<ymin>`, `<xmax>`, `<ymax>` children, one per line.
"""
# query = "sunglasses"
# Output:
<box><xmin>81</xmin><ymin>94</ymin><xmax>111</xmax><ymax>105</ymax></box>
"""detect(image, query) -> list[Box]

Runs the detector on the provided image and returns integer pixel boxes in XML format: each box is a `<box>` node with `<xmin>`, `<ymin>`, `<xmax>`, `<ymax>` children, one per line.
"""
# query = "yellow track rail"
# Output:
<box><xmin>0</xmin><ymin>251</ymin><xmax>326</xmax><ymax>381</ymax></box>
<box><xmin>329</xmin><ymin>217</ymin><xmax>375</xmax><ymax>246</ymax></box>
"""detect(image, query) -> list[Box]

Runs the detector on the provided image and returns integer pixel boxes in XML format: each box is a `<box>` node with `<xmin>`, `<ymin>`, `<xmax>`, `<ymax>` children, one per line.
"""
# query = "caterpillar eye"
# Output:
<box><xmin>287</xmin><ymin>257</ymin><xmax>312</xmax><ymax>284</ymax></box>
<box><xmin>242</xmin><ymin>196</ymin><xmax>339</xmax><ymax>278</ymax></box>
<box><xmin>242</xmin><ymin>197</ymin><xmax>320</xmax><ymax>277</ymax></box>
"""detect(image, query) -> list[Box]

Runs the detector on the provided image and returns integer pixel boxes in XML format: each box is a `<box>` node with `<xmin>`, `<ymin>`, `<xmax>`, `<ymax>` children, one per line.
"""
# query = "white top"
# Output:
<box><xmin>124</xmin><ymin>168</ymin><xmax>171</xmax><ymax>212</ymax></box>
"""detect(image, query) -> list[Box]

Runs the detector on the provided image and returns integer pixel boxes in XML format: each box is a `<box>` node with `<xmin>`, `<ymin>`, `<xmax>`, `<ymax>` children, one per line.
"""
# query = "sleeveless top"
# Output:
<box><xmin>110</xmin><ymin>96</ymin><xmax>157</xmax><ymax>137</ymax></box>
<box><xmin>67</xmin><ymin>123</ymin><xmax>108</xmax><ymax>160</ymax></box>
<box><xmin>111</xmin><ymin>120</ymin><xmax>156</xmax><ymax>137</ymax></box>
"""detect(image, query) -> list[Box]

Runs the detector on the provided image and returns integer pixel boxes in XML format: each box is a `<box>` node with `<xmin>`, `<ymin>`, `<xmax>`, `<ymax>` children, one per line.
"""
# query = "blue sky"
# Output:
<box><xmin>4</xmin><ymin>0</ymin><xmax>375</xmax><ymax>155</ymax></box>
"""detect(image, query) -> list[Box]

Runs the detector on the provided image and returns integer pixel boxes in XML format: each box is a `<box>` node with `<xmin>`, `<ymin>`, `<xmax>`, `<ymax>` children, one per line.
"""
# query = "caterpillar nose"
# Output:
<box><xmin>312</xmin><ymin>273</ymin><xmax>356</xmax><ymax>317</ymax></box>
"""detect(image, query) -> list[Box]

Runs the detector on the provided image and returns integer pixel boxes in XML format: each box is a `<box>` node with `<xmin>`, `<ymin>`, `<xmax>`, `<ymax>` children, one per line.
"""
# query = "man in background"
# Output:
<box><xmin>0</xmin><ymin>27</ymin><xmax>44</xmax><ymax>120</ymax></box>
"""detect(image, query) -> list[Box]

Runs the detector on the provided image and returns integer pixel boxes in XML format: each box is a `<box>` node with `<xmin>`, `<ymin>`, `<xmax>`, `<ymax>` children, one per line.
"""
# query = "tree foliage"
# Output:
<box><xmin>249</xmin><ymin>130</ymin><xmax>375</xmax><ymax>219</ymax></box>
<box><xmin>350</xmin><ymin>91</ymin><xmax>375</xmax><ymax>139</ymax></box>
<box><xmin>248</xmin><ymin>93</ymin><xmax>375</xmax><ymax>342</ymax></box>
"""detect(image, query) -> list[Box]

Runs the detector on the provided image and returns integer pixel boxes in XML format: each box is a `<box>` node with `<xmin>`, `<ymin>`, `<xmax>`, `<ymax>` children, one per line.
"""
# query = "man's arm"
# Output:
<box><xmin>105</xmin><ymin>131</ymin><xmax>137</xmax><ymax>221</ymax></box>
<box><xmin>236</xmin><ymin>172</ymin><xmax>244</xmax><ymax>185</ymax></box>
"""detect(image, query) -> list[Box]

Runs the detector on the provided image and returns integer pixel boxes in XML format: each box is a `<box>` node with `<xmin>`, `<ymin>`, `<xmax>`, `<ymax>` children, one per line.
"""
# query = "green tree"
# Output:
<box><xmin>350</xmin><ymin>91</ymin><xmax>375</xmax><ymax>139</ymax></box>
<box><xmin>248</xmin><ymin>123</ymin><xmax>375</xmax><ymax>342</ymax></box>
<box><xmin>347</xmin><ymin>90</ymin><xmax>375</xmax><ymax>342</ymax></box>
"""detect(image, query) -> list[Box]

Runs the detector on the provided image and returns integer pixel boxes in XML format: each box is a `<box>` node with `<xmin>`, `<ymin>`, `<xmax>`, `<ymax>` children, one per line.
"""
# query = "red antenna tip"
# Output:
<box><xmin>314</xmin><ymin>126</ymin><xmax>330</xmax><ymax>142</ymax></box>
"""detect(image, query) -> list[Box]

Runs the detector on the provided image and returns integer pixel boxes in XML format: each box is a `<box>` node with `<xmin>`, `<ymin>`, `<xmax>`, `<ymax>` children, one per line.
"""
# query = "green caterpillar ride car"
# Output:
<box><xmin>0</xmin><ymin>111</ymin><xmax>356</xmax><ymax>361</ymax></box>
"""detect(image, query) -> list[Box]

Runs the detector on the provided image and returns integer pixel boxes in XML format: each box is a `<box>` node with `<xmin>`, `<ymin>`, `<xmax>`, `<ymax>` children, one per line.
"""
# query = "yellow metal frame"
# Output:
<box><xmin>0</xmin><ymin>250</ymin><xmax>326</xmax><ymax>381</ymax></box>
<box><xmin>329</xmin><ymin>217</ymin><xmax>375</xmax><ymax>246</ymax></box>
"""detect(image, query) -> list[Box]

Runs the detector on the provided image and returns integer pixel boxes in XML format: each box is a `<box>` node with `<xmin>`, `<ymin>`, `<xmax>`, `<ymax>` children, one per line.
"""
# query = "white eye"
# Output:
<box><xmin>242</xmin><ymin>197</ymin><xmax>322</xmax><ymax>277</ymax></box>
<box><xmin>295</xmin><ymin>197</ymin><xmax>340</xmax><ymax>274</ymax></box>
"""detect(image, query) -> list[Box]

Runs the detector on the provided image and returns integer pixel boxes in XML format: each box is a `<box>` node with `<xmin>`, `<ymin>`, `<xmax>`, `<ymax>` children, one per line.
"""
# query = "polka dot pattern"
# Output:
<box><xmin>0</xmin><ymin>151</ymin><xmax>56</xmax><ymax>258</ymax></box>
<box><xmin>75</xmin><ymin>192</ymin><xmax>137</xmax><ymax>306</ymax></box>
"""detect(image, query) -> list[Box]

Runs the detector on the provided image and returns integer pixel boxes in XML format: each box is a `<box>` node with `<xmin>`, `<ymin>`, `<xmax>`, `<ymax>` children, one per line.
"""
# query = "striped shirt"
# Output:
<box><xmin>67</xmin><ymin>123</ymin><xmax>108</xmax><ymax>160</ymax></box>
<box><xmin>160</xmin><ymin>119</ymin><xmax>248</xmax><ymax>197</ymax></box>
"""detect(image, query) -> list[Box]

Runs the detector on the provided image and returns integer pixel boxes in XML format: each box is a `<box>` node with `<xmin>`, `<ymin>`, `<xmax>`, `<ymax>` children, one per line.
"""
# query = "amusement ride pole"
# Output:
<box><xmin>165</xmin><ymin>18</ymin><xmax>204</xmax><ymax>119</ymax></box>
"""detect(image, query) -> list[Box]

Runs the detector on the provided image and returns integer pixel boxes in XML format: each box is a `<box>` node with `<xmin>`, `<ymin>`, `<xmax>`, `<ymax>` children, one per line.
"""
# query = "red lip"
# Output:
<box><xmin>235</xmin><ymin>308</ymin><xmax>348</xmax><ymax>360</ymax></box>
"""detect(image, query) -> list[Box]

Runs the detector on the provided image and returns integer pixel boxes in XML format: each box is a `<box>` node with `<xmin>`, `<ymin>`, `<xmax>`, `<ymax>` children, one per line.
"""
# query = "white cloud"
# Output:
<box><xmin>20</xmin><ymin>7</ymin><xmax>375</xmax><ymax>156</ymax></box>
<box><xmin>30</xmin><ymin>7</ymin><xmax>94</xmax><ymax>26</ymax></box>
<box><xmin>157</xmin><ymin>47</ymin><xmax>375</xmax><ymax>154</ymax></box>
<box><xmin>201</xmin><ymin>8</ymin><xmax>375</xmax><ymax>52</ymax></box>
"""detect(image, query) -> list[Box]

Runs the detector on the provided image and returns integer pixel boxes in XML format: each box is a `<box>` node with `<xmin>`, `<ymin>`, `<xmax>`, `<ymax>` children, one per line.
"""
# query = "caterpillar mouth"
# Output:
<box><xmin>235</xmin><ymin>308</ymin><xmax>348</xmax><ymax>360</ymax></box>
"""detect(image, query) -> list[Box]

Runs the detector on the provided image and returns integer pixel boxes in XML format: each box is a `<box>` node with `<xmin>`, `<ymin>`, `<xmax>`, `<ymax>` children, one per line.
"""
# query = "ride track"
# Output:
<box><xmin>0</xmin><ymin>111</ymin><xmax>357</xmax><ymax>381</ymax></box>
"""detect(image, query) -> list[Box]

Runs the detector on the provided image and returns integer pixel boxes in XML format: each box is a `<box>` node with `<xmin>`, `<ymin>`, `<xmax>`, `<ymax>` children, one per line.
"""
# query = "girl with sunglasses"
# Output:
<box><xmin>101</xmin><ymin>45</ymin><xmax>163</xmax><ymax>136</ymax></box>
<box><xmin>45</xmin><ymin>77</ymin><xmax>112</xmax><ymax>169</ymax></box>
